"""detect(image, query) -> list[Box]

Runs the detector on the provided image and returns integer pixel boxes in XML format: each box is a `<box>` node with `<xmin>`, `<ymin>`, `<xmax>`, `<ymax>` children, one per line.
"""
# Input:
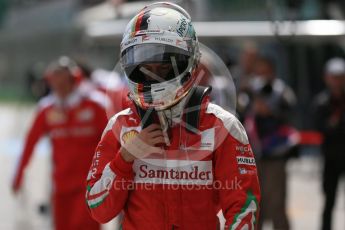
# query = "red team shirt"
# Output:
<box><xmin>13</xmin><ymin>91</ymin><xmax>108</xmax><ymax>192</ymax></box>
<box><xmin>86</xmin><ymin>97</ymin><xmax>261</xmax><ymax>230</ymax></box>
<box><xmin>13</xmin><ymin>90</ymin><xmax>108</xmax><ymax>230</ymax></box>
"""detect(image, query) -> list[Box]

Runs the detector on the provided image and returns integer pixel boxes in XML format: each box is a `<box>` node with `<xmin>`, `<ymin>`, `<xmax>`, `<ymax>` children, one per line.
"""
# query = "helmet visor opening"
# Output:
<box><xmin>122</xmin><ymin>44</ymin><xmax>191</xmax><ymax>83</ymax></box>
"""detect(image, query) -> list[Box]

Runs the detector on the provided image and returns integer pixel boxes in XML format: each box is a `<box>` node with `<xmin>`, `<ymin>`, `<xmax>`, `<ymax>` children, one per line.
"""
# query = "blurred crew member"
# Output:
<box><xmin>312</xmin><ymin>57</ymin><xmax>345</xmax><ymax>230</ymax></box>
<box><xmin>85</xmin><ymin>2</ymin><xmax>260</xmax><ymax>230</ymax></box>
<box><xmin>244</xmin><ymin>57</ymin><xmax>297</xmax><ymax>230</ymax></box>
<box><xmin>233</xmin><ymin>43</ymin><xmax>259</xmax><ymax>91</ymax></box>
<box><xmin>90</xmin><ymin>68</ymin><xmax>130</xmax><ymax>116</ymax></box>
<box><xmin>12</xmin><ymin>56</ymin><xmax>107</xmax><ymax>230</ymax></box>
<box><xmin>234</xmin><ymin>44</ymin><xmax>259</xmax><ymax>120</ymax></box>
<box><xmin>75</xmin><ymin>61</ymin><xmax>121</xmax><ymax>116</ymax></box>
<box><xmin>76</xmin><ymin>59</ymin><xmax>130</xmax><ymax>116</ymax></box>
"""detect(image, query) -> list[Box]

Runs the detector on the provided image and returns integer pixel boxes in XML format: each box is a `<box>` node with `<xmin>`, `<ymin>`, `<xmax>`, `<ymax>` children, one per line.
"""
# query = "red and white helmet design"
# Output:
<box><xmin>120</xmin><ymin>2</ymin><xmax>200</xmax><ymax>110</ymax></box>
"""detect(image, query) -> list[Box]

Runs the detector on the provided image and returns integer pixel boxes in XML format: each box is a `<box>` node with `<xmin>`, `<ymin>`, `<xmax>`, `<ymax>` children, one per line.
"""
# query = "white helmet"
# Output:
<box><xmin>120</xmin><ymin>2</ymin><xmax>200</xmax><ymax>110</ymax></box>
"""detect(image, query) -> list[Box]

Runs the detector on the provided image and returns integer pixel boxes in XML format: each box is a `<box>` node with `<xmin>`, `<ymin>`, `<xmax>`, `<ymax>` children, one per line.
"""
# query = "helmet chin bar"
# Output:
<box><xmin>128</xmin><ymin>84</ymin><xmax>192</xmax><ymax>112</ymax></box>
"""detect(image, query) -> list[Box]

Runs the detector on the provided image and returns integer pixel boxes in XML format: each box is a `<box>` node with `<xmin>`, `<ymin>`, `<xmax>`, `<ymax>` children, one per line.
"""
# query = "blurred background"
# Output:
<box><xmin>0</xmin><ymin>0</ymin><xmax>345</xmax><ymax>229</ymax></box>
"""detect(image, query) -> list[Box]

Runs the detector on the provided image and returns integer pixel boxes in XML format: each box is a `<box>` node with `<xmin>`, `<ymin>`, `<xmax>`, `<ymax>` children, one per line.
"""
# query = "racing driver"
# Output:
<box><xmin>86</xmin><ymin>2</ymin><xmax>260</xmax><ymax>229</ymax></box>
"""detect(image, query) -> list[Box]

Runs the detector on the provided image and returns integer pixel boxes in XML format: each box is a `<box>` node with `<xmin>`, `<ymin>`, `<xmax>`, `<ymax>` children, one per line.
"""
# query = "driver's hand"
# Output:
<box><xmin>120</xmin><ymin>124</ymin><xmax>165</xmax><ymax>162</ymax></box>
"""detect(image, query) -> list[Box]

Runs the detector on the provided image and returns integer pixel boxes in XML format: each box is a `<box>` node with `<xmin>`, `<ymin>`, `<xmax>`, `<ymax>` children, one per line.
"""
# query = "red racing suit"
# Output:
<box><xmin>13</xmin><ymin>90</ymin><xmax>108</xmax><ymax>230</ymax></box>
<box><xmin>86</xmin><ymin>97</ymin><xmax>260</xmax><ymax>230</ymax></box>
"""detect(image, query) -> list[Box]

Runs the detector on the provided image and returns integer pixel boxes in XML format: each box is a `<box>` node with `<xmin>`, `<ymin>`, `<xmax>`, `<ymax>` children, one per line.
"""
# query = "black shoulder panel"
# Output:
<box><xmin>184</xmin><ymin>86</ymin><xmax>212</xmax><ymax>134</ymax></box>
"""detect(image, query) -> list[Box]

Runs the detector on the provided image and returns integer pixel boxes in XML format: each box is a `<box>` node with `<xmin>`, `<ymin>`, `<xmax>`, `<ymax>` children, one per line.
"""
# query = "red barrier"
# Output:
<box><xmin>298</xmin><ymin>131</ymin><xmax>324</xmax><ymax>145</ymax></box>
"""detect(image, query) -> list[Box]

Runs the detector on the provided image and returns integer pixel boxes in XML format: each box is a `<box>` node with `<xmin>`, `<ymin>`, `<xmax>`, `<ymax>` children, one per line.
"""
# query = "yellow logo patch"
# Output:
<box><xmin>46</xmin><ymin>109</ymin><xmax>66</xmax><ymax>124</ymax></box>
<box><xmin>122</xmin><ymin>130</ymin><xmax>139</xmax><ymax>144</ymax></box>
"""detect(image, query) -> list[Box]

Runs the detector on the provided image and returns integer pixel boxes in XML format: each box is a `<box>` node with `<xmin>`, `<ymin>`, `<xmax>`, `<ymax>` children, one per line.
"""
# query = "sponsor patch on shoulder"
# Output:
<box><xmin>236</xmin><ymin>156</ymin><xmax>256</xmax><ymax>166</ymax></box>
<box><xmin>236</xmin><ymin>145</ymin><xmax>253</xmax><ymax>155</ymax></box>
<box><xmin>238</xmin><ymin>167</ymin><xmax>257</xmax><ymax>175</ymax></box>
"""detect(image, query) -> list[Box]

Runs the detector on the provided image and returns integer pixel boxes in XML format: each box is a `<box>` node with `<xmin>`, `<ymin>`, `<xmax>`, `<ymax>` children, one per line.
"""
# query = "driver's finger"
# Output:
<box><xmin>143</xmin><ymin>123</ymin><xmax>162</xmax><ymax>132</ymax></box>
<box><xmin>147</xmin><ymin>130</ymin><xmax>164</xmax><ymax>138</ymax></box>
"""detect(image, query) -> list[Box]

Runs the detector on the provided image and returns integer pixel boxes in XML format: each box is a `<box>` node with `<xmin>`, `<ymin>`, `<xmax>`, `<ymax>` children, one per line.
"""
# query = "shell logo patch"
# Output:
<box><xmin>122</xmin><ymin>130</ymin><xmax>139</xmax><ymax>144</ymax></box>
<box><xmin>46</xmin><ymin>109</ymin><xmax>66</xmax><ymax>124</ymax></box>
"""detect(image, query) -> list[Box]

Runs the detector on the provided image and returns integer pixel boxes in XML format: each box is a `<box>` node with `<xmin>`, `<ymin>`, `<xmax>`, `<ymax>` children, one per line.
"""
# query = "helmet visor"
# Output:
<box><xmin>121</xmin><ymin>44</ymin><xmax>192</xmax><ymax>83</ymax></box>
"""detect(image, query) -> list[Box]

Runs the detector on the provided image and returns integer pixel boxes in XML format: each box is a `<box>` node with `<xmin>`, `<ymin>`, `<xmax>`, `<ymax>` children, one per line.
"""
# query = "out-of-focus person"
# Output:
<box><xmin>12</xmin><ymin>56</ymin><xmax>108</xmax><ymax>230</ymax></box>
<box><xmin>90</xmin><ymin>68</ymin><xmax>130</xmax><ymax>116</ymax></box>
<box><xmin>75</xmin><ymin>59</ymin><xmax>129</xmax><ymax>117</ymax></box>
<box><xmin>244</xmin><ymin>56</ymin><xmax>298</xmax><ymax>230</ymax></box>
<box><xmin>312</xmin><ymin>57</ymin><xmax>345</xmax><ymax>230</ymax></box>
<box><xmin>233</xmin><ymin>43</ymin><xmax>259</xmax><ymax>119</ymax></box>
<box><xmin>232</xmin><ymin>42</ymin><xmax>259</xmax><ymax>91</ymax></box>
<box><xmin>75</xmin><ymin>61</ymin><xmax>117</xmax><ymax>116</ymax></box>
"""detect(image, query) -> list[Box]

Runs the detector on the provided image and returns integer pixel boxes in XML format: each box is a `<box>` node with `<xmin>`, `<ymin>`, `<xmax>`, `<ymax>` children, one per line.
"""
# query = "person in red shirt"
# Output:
<box><xmin>77</xmin><ymin>62</ymin><xmax>130</xmax><ymax>117</ymax></box>
<box><xmin>86</xmin><ymin>2</ymin><xmax>260</xmax><ymax>230</ymax></box>
<box><xmin>12</xmin><ymin>56</ymin><xmax>108</xmax><ymax>230</ymax></box>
